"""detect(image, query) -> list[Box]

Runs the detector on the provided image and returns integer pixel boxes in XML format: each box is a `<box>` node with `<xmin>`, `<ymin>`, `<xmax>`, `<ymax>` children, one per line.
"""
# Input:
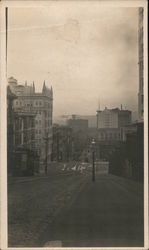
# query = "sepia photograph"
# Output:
<box><xmin>0</xmin><ymin>0</ymin><xmax>148</xmax><ymax>249</ymax></box>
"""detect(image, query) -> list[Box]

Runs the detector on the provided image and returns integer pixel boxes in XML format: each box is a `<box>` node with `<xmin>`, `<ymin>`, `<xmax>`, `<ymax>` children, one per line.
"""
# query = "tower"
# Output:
<box><xmin>42</xmin><ymin>80</ymin><xmax>46</xmax><ymax>94</ymax></box>
<box><xmin>33</xmin><ymin>81</ymin><xmax>35</xmax><ymax>93</ymax></box>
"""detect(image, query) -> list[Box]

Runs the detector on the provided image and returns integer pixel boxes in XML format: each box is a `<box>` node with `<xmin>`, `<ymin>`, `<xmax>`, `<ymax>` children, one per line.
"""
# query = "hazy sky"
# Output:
<box><xmin>7</xmin><ymin>2</ymin><xmax>139</xmax><ymax>117</ymax></box>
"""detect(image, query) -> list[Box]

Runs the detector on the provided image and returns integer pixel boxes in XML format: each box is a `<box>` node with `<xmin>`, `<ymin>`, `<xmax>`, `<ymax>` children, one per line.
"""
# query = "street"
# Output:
<box><xmin>8</xmin><ymin>171</ymin><xmax>144</xmax><ymax>247</ymax></box>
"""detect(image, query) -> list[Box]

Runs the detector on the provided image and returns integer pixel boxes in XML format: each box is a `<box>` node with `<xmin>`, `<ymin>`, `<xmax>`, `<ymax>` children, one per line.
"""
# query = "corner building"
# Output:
<box><xmin>8</xmin><ymin>77</ymin><xmax>53</xmax><ymax>173</ymax></box>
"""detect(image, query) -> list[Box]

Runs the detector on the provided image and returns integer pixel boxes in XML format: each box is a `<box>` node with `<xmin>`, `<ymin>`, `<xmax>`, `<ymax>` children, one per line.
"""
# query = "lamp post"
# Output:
<box><xmin>43</xmin><ymin>133</ymin><xmax>50</xmax><ymax>175</ymax></box>
<box><xmin>91</xmin><ymin>139</ymin><xmax>96</xmax><ymax>182</ymax></box>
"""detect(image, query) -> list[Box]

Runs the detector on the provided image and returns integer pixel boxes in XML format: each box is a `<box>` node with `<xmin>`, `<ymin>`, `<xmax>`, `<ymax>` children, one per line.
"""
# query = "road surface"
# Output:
<box><xmin>39</xmin><ymin>174</ymin><xmax>144</xmax><ymax>247</ymax></box>
<box><xmin>8</xmin><ymin>172</ymin><xmax>144</xmax><ymax>247</ymax></box>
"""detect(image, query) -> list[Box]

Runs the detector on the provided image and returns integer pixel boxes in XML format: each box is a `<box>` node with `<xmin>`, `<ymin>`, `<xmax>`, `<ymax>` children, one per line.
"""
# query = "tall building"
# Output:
<box><xmin>97</xmin><ymin>107</ymin><xmax>131</xmax><ymax>129</ymax></box>
<box><xmin>13</xmin><ymin>111</ymin><xmax>38</xmax><ymax>176</ymax></box>
<box><xmin>7</xmin><ymin>85</ymin><xmax>38</xmax><ymax>176</ymax></box>
<box><xmin>138</xmin><ymin>7</ymin><xmax>144</xmax><ymax>121</ymax></box>
<box><xmin>8</xmin><ymin>77</ymin><xmax>53</xmax><ymax>173</ymax></box>
<box><xmin>96</xmin><ymin>106</ymin><xmax>132</xmax><ymax>160</ymax></box>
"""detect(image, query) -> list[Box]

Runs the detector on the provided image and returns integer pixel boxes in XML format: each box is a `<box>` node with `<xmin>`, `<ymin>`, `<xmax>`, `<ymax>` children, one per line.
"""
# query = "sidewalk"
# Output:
<box><xmin>8</xmin><ymin>174</ymin><xmax>48</xmax><ymax>184</ymax></box>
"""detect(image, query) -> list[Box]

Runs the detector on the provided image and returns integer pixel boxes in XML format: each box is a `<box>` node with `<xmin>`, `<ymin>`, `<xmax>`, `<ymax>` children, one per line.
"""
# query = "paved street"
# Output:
<box><xmin>8</xmin><ymin>172</ymin><xmax>144</xmax><ymax>247</ymax></box>
<box><xmin>39</xmin><ymin>174</ymin><xmax>144</xmax><ymax>247</ymax></box>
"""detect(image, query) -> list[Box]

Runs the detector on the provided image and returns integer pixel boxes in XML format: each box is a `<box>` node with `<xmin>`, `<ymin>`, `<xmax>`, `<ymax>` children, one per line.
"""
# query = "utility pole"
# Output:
<box><xmin>44</xmin><ymin>133</ymin><xmax>49</xmax><ymax>175</ymax></box>
<box><xmin>91</xmin><ymin>139</ymin><xmax>96</xmax><ymax>182</ymax></box>
<box><xmin>92</xmin><ymin>150</ymin><xmax>95</xmax><ymax>182</ymax></box>
<box><xmin>56</xmin><ymin>130</ymin><xmax>60</xmax><ymax>161</ymax></box>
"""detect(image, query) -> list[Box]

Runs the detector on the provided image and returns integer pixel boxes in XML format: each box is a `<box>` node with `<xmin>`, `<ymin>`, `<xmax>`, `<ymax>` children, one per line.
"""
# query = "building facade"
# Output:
<box><xmin>96</xmin><ymin>107</ymin><xmax>132</xmax><ymax>161</ymax></box>
<box><xmin>138</xmin><ymin>7</ymin><xmax>144</xmax><ymax>121</ymax></box>
<box><xmin>7</xmin><ymin>86</ymin><xmax>17</xmax><ymax>175</ymax></box>
<box><xmin>97</xmin><ymin>107</ymin><xmax>131</xmax><ymax>130</ymax></box>
<box><xmin>8</xmin><ymin>77</ymin><xmax>53</xmax><ymax>173</ymax></box>
<box><xmin>96</xmin><ymin>107</ymin><xmax>131</xmax><ymax>142</ymax></box>
<box><xmin>13</xmin><ymin>111</ymin><xmax>38</xmax><ymax>176</ymax></box>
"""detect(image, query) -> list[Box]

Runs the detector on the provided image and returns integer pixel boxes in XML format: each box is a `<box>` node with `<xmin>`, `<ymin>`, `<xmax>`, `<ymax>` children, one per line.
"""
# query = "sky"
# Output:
<box><xmin>7</xmin><ymin>2</ymin><xmax>139</xmax><ymax>117</ymax></box>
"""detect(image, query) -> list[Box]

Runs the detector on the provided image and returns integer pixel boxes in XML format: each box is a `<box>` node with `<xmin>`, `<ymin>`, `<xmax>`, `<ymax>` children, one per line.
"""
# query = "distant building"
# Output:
<box><xmin>120</xmin><ymin>124</ymin><xmax>137</xmax><ymax>142</ymax></box>
<box><xmin>97</xmin><ymin>128</ymin><xmax>121</xmax><ymax>142</ymax></box>
<box><xmin>52</xmin><ymin>125</ymin><xmax>73</xmax><ymax>162</ymax></box>
<box><xmin>77</xmin><ymin>115</ymin><xmax>96</xmax><ymax>128</ymax></box>
<box><xmin>138</xmin><ymin>7</ymin><xmax>144</xmax><ymax>121</ymax></box>
<box><xmin>54</xmin><ymin>114</ymin><xmax>96</xmax><ymax>128</ymax></box>
<box><xmin>97</xmin><ymin>107</ymin><xmax>131</xmax><ymax>130</ymax></box>
<box><xmin>8</xmin><ymin>77</ymin><xmax>53</xmax><ymax>172</ymax></box>
<box><xmin>67</xmin><ymin>115</ymin><xmax>88</xmax><ymax>131</ymax></box>
<box><xmin>96</xmin><ymin>106</ymin><xmax>132</xmax><ymax>160</ymax></box>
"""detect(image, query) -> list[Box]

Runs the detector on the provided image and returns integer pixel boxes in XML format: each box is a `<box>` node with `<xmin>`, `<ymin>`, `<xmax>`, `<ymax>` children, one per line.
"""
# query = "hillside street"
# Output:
<box><xmin>8</xmin><ymin>171</ymin><xmax>143</xmax><ymax>247</ymax></box>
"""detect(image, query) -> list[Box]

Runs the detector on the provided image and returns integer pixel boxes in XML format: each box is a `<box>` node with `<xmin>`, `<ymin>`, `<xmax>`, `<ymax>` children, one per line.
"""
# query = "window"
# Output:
<box><xmin>16</xmin><ymin>101</ymin><xmax>18</xmax><ymax>105</ymax></box>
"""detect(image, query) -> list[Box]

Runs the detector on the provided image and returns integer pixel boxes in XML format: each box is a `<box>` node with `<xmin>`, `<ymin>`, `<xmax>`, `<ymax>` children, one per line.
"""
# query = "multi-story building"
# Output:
<box><xmin>8</xmin><ymin>77</ymin><xmax>53</xmax><ymax>173</ymax></box>
<box><xmin>7</xmin><ymin>86</ymin><xmax>17</xmax><ymax>175</ymax></box>
<box><xmin>96</xmin><ymin>106</ymin><xmax>132</xmax><ymax>161</ymax></box>
<box><xmin>138</xmin><ymin>7</ymin><xmax>144</xmax><ymax>121</ymax></box>
<box><xmin>13</xmin><ymin>111</ymin><xmax>38</xmax><ymax>176</ymax></box>
<box><xmin>97</xmin><ymin>107</ymin><xmax>131</xmax><ymax>129</ymax></box>
<box><xmin>14</xmin><ymin>111</ymin><xmax>35</xmax><ymax>150</ymax></box>
<box><xmin>7</xmin><ymin>85</ymin><xmax>38</xmax><ymax>176</ymax></box>
<box><xmin>96</xmin><ymin>107</ymin><xmax>131</xmax><ymax>142</ymax></box>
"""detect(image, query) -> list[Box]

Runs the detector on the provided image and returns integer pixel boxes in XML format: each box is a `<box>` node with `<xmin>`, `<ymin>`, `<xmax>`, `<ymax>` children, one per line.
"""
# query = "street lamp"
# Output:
<box><xmin>91</xmin><ymin>138</ymin><xmax>96</xmax><ymax>182</ymax></box>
